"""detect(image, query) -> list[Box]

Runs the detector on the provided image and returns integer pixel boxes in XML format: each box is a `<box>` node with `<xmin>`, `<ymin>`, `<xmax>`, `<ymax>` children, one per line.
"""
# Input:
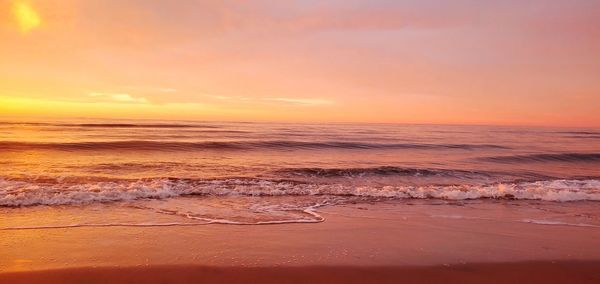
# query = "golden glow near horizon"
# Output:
<box><xmin>0</xmin><ymin>1</ymin><xmax>599</xmax><ymax>126</ymax></box>
<box><xmin>12</xmin><ymin>1</ymin><xmax>41</xmax><ymax>33</ymax></box>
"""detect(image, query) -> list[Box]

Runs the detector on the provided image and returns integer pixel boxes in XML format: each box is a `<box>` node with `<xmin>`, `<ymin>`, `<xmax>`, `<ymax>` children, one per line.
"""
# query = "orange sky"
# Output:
<box><xmin>0</xmin><ymin>0</ymin><xmax>599</xmax><ymax>127</ymax></box>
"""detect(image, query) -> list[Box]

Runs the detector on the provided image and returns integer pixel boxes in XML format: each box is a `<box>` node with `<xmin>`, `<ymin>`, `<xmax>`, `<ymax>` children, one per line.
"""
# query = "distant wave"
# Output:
<box><xmin>556</xmin><ymin>131</ymin><xmax>600</xmax><ymax>139</ymax></box>
<box><xmin>1</xmin><ymin>177</ymin><xmax>598</xmax><ymax>207</ymax></box>
<box><xmin>0</xmin><ymin>140</ymin><xmax>509</xmax><ymax>152</ymax></box>
<box><xmin>564</xmin><ymin>136</ymin><xmax>600</xmax><ymax>139</ymax></box>
<box><xmin>68</xmin><ymin>123</ymin><xmax>214</xmax><ymax>128</ymax></box>
<box><xmin>275</xmin><ymin>166</ymin><xmax>494</xmax><ymax>178</ymax></box>
<box><xmin>557</xmin><ymin>131</ymin><xmax>600</xmax><ymax>135</ymax></box>
<box><xmin>480</xmin><ymin>153</ymin><xmax>600</xmax><ymax>163</ymax></box>
<box><xmin>0</xmin><ymin>122</ymin><xmax>219</xmax><ymax>129</ymax></box>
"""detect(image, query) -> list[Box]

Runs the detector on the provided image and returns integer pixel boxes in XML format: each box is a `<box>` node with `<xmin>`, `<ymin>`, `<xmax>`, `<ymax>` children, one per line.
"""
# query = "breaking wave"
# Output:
<box><xmin>1</xmin><ymin>177</ymin><xmax>598</xmax><ymax>207</ymax></box>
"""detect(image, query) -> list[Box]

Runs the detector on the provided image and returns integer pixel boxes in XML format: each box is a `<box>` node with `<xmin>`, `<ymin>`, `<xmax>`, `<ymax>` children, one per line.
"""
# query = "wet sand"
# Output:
<box><xmin>1</xmin><ymin>261</ymin><xmax>600</xmax><ymax>284</ymax></box>
<box><xmin>1</xmin><ymin>200</ymin><xmax>600</xmax><ymax>283</ymax></box>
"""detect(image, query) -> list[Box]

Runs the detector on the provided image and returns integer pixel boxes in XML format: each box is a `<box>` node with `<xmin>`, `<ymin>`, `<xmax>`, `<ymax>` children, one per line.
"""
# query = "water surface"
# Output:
<box><xmin>1</xmin><ymin>120</ymin><xmax>599</xmax><ymax>226</ymax></box>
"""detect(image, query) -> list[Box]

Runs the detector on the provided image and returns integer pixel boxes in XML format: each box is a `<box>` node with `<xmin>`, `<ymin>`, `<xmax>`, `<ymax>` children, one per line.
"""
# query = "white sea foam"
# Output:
<box><xmin>1</xmin><ymin>178</ymin><xmax>599</xmax><ymax>207</ymax></box>
<box><xmin>0</xmin><ymin>222</ymin><xmax>209</xmax><ymax>230</ymax></box>
<box><xmin>0</xmin><ymin>216</ymin><xmax>324</xmax><ymax>230</ymax></box>
<box><xmin>427</xmin><ymin>216</ymin><xmax>600</xmax><ymax>229</ymax></box>
<box><xmin>429</xmin><ymin>214</ymin><xmax>483</xmax><ymax>220</ymax></box>
<box><xmin>0</xmin><ymin>203</ymin><xmax>327</xmax><ymax>230</ymax></box>
<box><xmin>520</xmin><ymin>219</ymin><xmax>600</xmax><ymax>228</ymax></box>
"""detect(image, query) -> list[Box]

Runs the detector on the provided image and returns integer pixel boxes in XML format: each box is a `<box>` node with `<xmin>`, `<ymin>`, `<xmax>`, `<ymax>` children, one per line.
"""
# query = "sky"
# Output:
<box><xmin>0</xmin><ymin>0</ymin><xmax>599</xmax><ymax>127</ymax></box>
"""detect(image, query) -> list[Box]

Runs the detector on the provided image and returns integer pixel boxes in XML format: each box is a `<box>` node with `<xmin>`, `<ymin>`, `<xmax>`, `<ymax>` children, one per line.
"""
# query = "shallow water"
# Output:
<box><xmin>0</xmin><ymin>120</ymin><xmax>599</xmax><ymax>226</ymax></box>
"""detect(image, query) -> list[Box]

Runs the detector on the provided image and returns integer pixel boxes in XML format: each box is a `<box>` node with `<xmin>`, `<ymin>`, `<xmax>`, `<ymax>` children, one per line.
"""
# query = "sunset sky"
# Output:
<box><xmin>0</xmin><ymin>0</ymin><xmax>599</xmax><ymax>126</ymax></box>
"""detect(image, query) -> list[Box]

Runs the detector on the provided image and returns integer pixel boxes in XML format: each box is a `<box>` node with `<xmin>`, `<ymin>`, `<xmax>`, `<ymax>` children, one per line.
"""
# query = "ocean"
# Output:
<box><xmin>1</xmin><ymin>120</ymin><xmax>599</xmax><ymax>228</ymax></box>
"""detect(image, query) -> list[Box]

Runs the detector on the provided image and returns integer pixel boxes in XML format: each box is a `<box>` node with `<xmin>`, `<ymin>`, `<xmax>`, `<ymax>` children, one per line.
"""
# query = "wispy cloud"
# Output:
<box><xmin>206</xmin><ymin>95</ymin><xmax>252</xmax><ymax>101</ymax></box>
<box><xmin>205</xmin><ymin>94</ymin><xmax>333</xmax><ymax>106</ymax></box>
<box><xmin>263</xmin><ymin>97</ymin><xmax>333</xmax><ymax>105</ymax></box>
<box><xmin>88</xmin><ymin>93</ymin><xmax>148</xmax><ymax>104</ymax></box>
<box><xmin>125</xmin><ymin>86</ymin><xmax>178</xmax><ymax>93</ymax></box>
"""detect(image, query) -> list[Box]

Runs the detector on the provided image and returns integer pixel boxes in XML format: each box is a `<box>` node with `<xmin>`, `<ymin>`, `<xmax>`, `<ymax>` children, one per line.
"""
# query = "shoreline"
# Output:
<box><xmin>1</xmin><ymin>261</ymin><xmax>599</xmax><ymax>284</ymax></box>
<box><xmin>2</xmin><ymin>200</ymin><xmax>599</xmax><ymax>277</ymax></box>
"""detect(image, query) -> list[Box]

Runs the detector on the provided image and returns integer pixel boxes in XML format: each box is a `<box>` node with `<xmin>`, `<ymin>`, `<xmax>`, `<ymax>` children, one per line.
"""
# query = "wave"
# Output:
<box><xmin>564</xmin><ymin>135</ymin><xmax>600</xmax><ymax>139</ymax></box>
<box><xmin>480</xmin><ymin>153</ymin><xmax>600</xmax><ymax>163</ymax></box>
<box><xmin>1</xmin><ymin>178</ymin><xmax>598</xmax><ymax>207</ymax></box>
<box><xmin>557</xmin><ymin>131</ymin><xmax>600</xmax><ymax>135</ymax></box>
<box><xmin>0</xmin><ymin>122</ymin><xmax>218</xmax><ymax>129</ymax></box>
<box><xmin>0</xmin><ymin>140</ymin><xmax>509</xmax><ymax>152</ymax></box>
<box><xmin>69</xmin><ymin>123</ymin><xmax>214</xmax><ymax>128</ymax></box>
<box><xmin>275</xmin><ymin>166</ymin><xmax>494</xmax><ymax>178</ymax></box>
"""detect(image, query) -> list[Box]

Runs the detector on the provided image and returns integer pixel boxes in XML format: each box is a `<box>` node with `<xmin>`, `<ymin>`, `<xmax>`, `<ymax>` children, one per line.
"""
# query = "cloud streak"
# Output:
<box><xmin>88</xmin><ymin>93</ymin><xmax>148</xmax><ymax>104</ymax></box>
<box><xmin>206</xmin><ymin>94</ymin><xmax>333</xmax><ymax>106</ymax></box>
<box><xmin>264</xmin><ymin>97</ymin><xmax>333</xmax><ymax>106</ymax></box>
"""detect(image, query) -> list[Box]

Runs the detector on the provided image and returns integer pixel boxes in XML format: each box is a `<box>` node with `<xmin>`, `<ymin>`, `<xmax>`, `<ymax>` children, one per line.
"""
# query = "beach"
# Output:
<box><xmin>2</xmin><ymin>200</ymin><xmax>599</xmax><ymax>283</ymax></box>
<box><xmin>2</xmin><ymin>262</ymin><xmax>600</xmax><ymax>284</ymax></box>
